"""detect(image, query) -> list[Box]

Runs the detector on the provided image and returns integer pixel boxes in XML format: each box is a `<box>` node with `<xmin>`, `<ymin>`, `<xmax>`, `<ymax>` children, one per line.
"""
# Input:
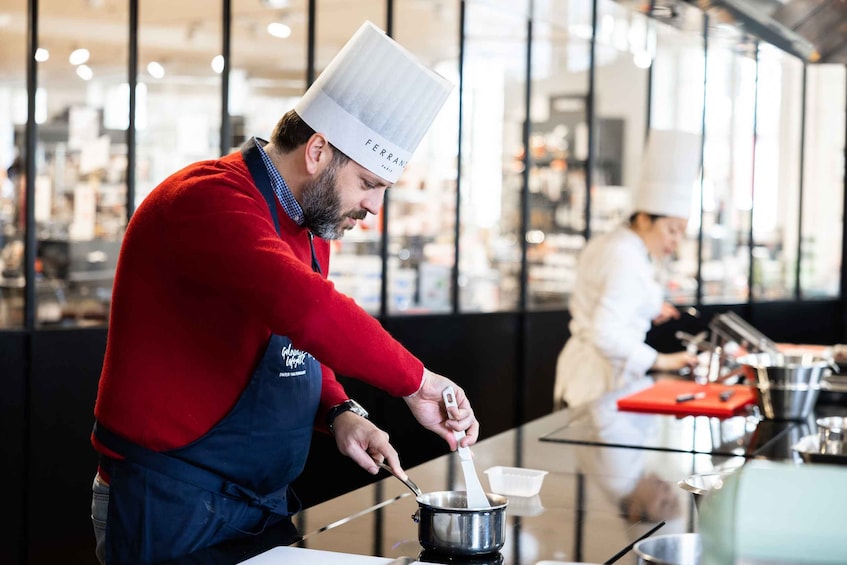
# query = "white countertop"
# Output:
<box><xmin>238</xmin><ymin>546</ymin><xmax>421</xmax><ymax>564</ymax></box>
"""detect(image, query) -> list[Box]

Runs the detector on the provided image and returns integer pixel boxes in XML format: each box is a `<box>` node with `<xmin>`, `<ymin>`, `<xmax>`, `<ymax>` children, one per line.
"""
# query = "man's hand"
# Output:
<box><xmin>403</xmin><ymin>369</ymin><xmax>480</xmax><ymax>451</ymax></box>
<box><xmin>331</xmin><ymin>411</ymin><xmax>408</xmax><ymax>478</ymax></box>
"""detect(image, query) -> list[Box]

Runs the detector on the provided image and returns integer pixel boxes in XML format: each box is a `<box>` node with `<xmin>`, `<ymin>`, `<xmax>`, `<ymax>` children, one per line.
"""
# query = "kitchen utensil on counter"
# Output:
<box><xmin>412</xmin><ymin>490</ymin><xmax>508</xmax><ymax>557</ymax></box>
<box><xmin>737</xmin><ymin>352</ymin><xmax>838</xmax><ymax>388</ymax></box>
<box><xmin>677</xmin><ymin>471</ymin><xmax>734</xmax><ymax>510</ymax></box>
<box><xmin>816</xmin><ymin>416</ymin><xmax>847</xmax><ymax>454</ymax></box>
<box><xmin>675</xmin><ymin>330</ymin><xmax>709</xmax><ymax>356</ymax></box>
<box><xmin>615</xmin><ymin>380</ymin><xmax>756</xmax><ymax>418</ymax></box>
<box><xmin>377</xmin><ymin>461</ymin><xmax>423</xmax><ymax>496</ymax></box>
<box><xmin>708</xmin><ymin>311</ymin><xmax>780</xmax><ymax>355</ymax></box>
<box><xmin>737</xmin><ymin>352</ymin><xmax>837</xmax><ymax>420</ymax></box>
<box><xmin>754</xmin><ymin>382</ymin><xmax>821</xmax><ymax>420</ymax></box>
<box><xmin>633</xmin><ymin>533</ymin><xmax>701</xmax><ymax>565</ymax></box>
<box><xmin>442</xmin><ymin>386</ymin><xmax>490</xmax><ymax>508</ymax></box>
<box><xmin>605</xmin><ymin>521</ymin><xmax>666</xmax><ymax>565</ymax></box>
<box><xmin>791</xmin><ymin>434</ymin><xmax>847</xmax><ymax>465</ymax></box>
<box><xmin>483</xmin><ymin>466</ymin><xmax>547</xmax><ymax>497</ymax></box>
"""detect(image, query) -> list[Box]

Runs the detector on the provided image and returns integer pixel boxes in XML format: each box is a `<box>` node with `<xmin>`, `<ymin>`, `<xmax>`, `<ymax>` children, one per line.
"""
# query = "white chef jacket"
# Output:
<box><xmin>554</xmin><ymin>226</ymin><xmax>663</xmax><ymax>408</ymax></box>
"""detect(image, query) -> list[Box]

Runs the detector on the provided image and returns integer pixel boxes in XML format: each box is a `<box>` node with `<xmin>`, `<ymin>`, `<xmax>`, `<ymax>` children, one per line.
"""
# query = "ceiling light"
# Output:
<box><xmin>35</xmin><ymin>48</ymin><xmax>49</xmax><ymax>62</ymax></box>
<box><xmin>76</xmin><ymin>64</ymin><xmax>93</xmax><ymax>80</ymax></box>
<box><xmin>267</xmin><ymin>22</ymin><xmax>291</xmax><ymax>39</ymax></box>
<box><xmin>211</xmin><ymin>55</ymin><xmax>224</xmax><ymax>74</ymax></box>
<box><xmin>147</xmin><ymin>61</ymin><xmax>165</xmax><ymax>79</ymax></box>
<box><xmin>69</xmin><ymin>48</ymin><xmax>90</xmax><ymax>65</ymax></box>
<box><xmin>261</xmin><ymin>0</ymin><xmax>290</xmax><ymax>8</ymax></box>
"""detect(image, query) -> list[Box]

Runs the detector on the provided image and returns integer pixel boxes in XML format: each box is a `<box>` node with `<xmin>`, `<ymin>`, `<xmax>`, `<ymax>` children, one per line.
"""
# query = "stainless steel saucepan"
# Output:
<box><xmin>378</xmin><ymin>462</ymin><xmax>508</xmax><ymax>556</ymax></box>
<box><xmin>413</xmin><ymin>490</ymin><xmax>508</xmax><ymax>556</ymax></box>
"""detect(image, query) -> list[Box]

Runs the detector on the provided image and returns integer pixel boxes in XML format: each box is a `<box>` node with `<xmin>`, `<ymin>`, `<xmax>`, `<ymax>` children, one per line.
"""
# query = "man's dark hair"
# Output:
<box><xmin>270</xmin><ymin>110</ymin><xmax>351</xmax><ymax>168</ymax></box>
<box><xmin>271</xmin><ymin>109</ymin><xmax>316</xmax><ymax>150</ymax></box>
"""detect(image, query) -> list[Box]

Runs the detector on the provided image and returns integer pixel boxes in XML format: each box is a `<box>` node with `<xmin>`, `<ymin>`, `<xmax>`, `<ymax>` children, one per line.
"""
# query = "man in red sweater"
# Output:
<box><xmin>90</xmin><ymin>21</ymin><xmax>478</xmax><ymax>564</ymax></box>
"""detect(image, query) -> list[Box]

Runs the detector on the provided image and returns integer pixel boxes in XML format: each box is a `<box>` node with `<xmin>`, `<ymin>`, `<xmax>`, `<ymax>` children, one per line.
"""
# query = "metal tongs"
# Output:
<box><xmin>709</xmin><ymin>311</ymin><xmax>780</xmax><ymax>354</ymax></box>
<box><xmin>675</xmin><ymin>330</ymin><xmax>711</xmax><ymax>355</ymax></box>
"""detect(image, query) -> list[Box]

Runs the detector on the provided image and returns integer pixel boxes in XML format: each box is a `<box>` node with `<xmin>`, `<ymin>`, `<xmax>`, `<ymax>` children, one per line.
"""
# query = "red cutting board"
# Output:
<box><xmin>616</xmin><ymin>379</ymin><xmax>757</xmax><ymax>418</ymax></box>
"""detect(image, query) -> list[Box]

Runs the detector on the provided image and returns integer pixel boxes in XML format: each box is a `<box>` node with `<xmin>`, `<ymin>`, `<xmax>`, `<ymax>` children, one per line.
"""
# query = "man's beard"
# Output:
<box><xmin>300</xmin><ymin>162</ymin><xmax>365</xmax><ymax>240</ymax></box>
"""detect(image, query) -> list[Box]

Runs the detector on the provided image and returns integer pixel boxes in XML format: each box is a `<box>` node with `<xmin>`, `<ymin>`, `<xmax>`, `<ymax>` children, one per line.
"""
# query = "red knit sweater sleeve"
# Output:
<box><xmin>162</xmin><ymin>158</ymin><xmax>423</xmax><ymax>396</ymax></box>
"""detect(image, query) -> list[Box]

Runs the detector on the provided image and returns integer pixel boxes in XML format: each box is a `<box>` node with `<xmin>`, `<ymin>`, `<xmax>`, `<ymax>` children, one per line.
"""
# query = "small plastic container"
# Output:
<box><xmin>484</xmin><ymin>466</ymin><xmax>548</xmax><ymax>497</ymax></box>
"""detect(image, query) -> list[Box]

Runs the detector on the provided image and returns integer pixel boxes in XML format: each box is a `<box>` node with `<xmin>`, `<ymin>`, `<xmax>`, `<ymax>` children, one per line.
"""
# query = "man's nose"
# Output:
<box><xmin>362</xmin><ymin>187</ymin><xmax>387</xmax><ymax>215</ymax></box>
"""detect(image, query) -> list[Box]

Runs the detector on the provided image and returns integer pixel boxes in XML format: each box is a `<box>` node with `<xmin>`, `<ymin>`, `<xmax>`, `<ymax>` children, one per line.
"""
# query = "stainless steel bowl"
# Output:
<box><xmin>737</xmin><ymin>353</ymin><xmax>835</xmax><ymax>388</ymax></box>
<box><xmin>677</xmin><ymin>471</ymin><xmax>732</xmax><ymax>510</ymax></box>
<box><xmin>817</xmin><ymin>416</ymin><xmax>847</xmax><ymax>454</ymax></box>
<box><xmin>755</xmin><ymin>383</ymin><xmax>820</xmax><ymax>420</ymax></box>
<box><xmin>634</xmin><ymin>533</ymin><xmax>702</xmax><ymax>565</ymax></box>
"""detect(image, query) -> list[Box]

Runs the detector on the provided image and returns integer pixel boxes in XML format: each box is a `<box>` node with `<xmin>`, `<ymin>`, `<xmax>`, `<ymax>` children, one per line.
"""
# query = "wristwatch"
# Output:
<box><xmin>326</xmin><ymin>399</ymin><xmax>369</xmax><ymax>434</ymax></box>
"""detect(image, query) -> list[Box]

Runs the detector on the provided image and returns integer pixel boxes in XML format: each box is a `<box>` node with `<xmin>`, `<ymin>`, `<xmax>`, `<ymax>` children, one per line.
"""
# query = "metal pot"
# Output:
<box><xmin>817</xmin><ymin>416</ymin><xmax>847</xmax><ymax>454</ymax></box>
<box><xmin>755</xmin><ymin>382</ymin><xmax>821</xmax><ymax>420</ymax></box>
<box><xmin>737</xmin><ymin>352</ymin><xmax>837</xmax><ymax>388</ymax></box>
<box><xmin>412</xmin><ymin>491</ymin><xmax>508</xmax><ymax>556</ymax></box>
<box><xmin>634</xmin><ymin>533</ymin><xmax>702</xmax><ymax>565</ymax></box>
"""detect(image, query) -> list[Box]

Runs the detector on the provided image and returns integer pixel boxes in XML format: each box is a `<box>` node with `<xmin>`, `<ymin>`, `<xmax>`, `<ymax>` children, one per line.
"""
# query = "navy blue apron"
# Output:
<box><xmin>94</xmin><ymin>137</ymin><xmax>323</xmax><ymax>564</ymax></box>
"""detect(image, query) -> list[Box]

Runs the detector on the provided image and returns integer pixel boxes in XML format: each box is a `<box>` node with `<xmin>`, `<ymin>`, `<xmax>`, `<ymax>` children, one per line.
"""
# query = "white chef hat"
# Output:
<box><xmin>633</xmin><ymin>129</ymin><xmax>702</xmax><ymax>219</ymax></box>
<box><xmin>294</xmin><ymin>21</ymin><xmax>454</xmax><ymax>184</ymax></box>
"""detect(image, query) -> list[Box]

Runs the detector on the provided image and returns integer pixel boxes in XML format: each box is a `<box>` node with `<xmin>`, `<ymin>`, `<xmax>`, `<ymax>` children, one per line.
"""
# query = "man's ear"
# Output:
<box><xmin>304</xmin><ymin>133</ymin><xmax>330</xmax><ymax>175</ymax></box>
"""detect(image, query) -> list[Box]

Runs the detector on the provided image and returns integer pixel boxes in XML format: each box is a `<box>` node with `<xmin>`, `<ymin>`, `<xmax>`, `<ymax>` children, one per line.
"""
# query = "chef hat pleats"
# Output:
<box><xmin>633</xmin><ymin>129</ymin><xmax>702</xmax><ymax>219</ymax></box>
<box><xmin>295</xmin><ymin>21</ymin><xmax>454</xmax><ymax>184</ymax></box>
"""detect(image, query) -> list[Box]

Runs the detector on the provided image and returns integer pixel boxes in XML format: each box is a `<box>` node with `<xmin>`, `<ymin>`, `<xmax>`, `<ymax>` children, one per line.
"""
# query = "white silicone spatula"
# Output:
<box><xmin>442</xmin><ymin>386</ymin><xmax>490</xmax><ymax>508</ymax></box>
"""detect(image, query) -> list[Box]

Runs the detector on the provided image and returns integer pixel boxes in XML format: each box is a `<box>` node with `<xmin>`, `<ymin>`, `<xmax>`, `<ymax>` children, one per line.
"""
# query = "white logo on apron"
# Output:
<box><xmin>278</xmin><ymin>344</ymin><xmax>309</xmax><ymax>377</ymax></box>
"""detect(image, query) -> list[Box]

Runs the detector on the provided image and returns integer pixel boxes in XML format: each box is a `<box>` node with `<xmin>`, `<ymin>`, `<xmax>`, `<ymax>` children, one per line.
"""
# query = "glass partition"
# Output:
<box><xmin>801</xmin><ymin>63</ymin><xmax>845</xmax><ymax>298</ymax></box>
<box><xmin>700</xmin><ymin>25</ymin><xmax>756</xmax><ymax>305</ymax></box>
<box><xmin>318</xmin><ymin>1</ymin><xmax>387</xmax><ymax>315</ymax></box>
<box><xmin>592</xmin><ymin>0</ymin><xmax>649</xmax><ymax>237</ymax></box>
<box><xmin>0</xmin><ymin>0</ymin><xmax>26</xmax><ymax>328</ymax></box>
<box><xmin>649</xmin><ymin>3</ymin><xmax>705</xmax><ymax>306</ymax></box>
<box><xmin>751</xmin><ymin>44</ymin><xmax>803</xmax><ymax>300</ymax></box>
<box><xmin>1</xmin><ymin>0</ymin><xmax>844</xmax><ymax>330</ymax></box>
<box><xmin>27</xmin><ymin>0</ymin><xmax>130</xmax><ymax>327</ymax></box>
<box><xmin>459</xmin><ymin>0</ymin><xmax>530</xmax><ymax>312</ymax></box>
<box><xmin>525</xmin><ymin>0</ymin><xmax>591</xmax><ymax>310</ymax></box>
<box><xmin>230</xmin><ymin>1</ymin><xmax>308</xmax><ymax>150</ymax></box>
<box><xmin>390</xmin><ymin>0</ymin><xmax>460</xmax><ymax>314</ymax></box>
<box><xmin>137</xmin><ymin>1</ymin><xmax>221</xmax><ymax>201</ymax></box>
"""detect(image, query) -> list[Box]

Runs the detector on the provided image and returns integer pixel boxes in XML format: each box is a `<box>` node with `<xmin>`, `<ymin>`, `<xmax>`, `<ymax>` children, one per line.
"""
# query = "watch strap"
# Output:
<box><xmin>326</xmin><ymin>399</ymin><xmax>369</xmax><ymax>434</ymax></box>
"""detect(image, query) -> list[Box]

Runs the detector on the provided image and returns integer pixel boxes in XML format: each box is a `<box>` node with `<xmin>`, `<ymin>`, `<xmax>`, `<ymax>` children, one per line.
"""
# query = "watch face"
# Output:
<box><xmin>347</xmin><ymin>400</ymin><xmax>367</xmax><ymax>417</ymax></box>
<box><xmin>348</xmin><ymin>401</ymin><xmax>369</xmax><ymax>419</ymax></box>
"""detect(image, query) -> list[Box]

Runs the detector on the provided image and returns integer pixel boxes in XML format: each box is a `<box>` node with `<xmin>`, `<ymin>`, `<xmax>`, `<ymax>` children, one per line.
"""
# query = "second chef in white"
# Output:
<box><xmin>554</xmin><ymin>129</ymin><xmax>701</xmax><ymax>409</ymax></box>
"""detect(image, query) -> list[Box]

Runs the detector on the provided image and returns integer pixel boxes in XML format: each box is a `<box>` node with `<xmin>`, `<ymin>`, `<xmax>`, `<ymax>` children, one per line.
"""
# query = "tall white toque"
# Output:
<box><xmin>633</xmin><ymin>129</ymin><xmax>702</xmax><ymax>219</ymax></box>
<box><xmin>294</xmin><ymin>21</ymin><xmax>454</xmax><ymax>184</ymax></box>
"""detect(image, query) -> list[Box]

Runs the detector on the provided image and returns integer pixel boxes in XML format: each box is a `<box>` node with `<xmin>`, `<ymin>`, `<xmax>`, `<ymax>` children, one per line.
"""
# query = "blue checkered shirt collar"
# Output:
<box><xmin>256</xmin><ymin>138</ymin><xmax>304</xmax><ymax>226</ymax></box>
